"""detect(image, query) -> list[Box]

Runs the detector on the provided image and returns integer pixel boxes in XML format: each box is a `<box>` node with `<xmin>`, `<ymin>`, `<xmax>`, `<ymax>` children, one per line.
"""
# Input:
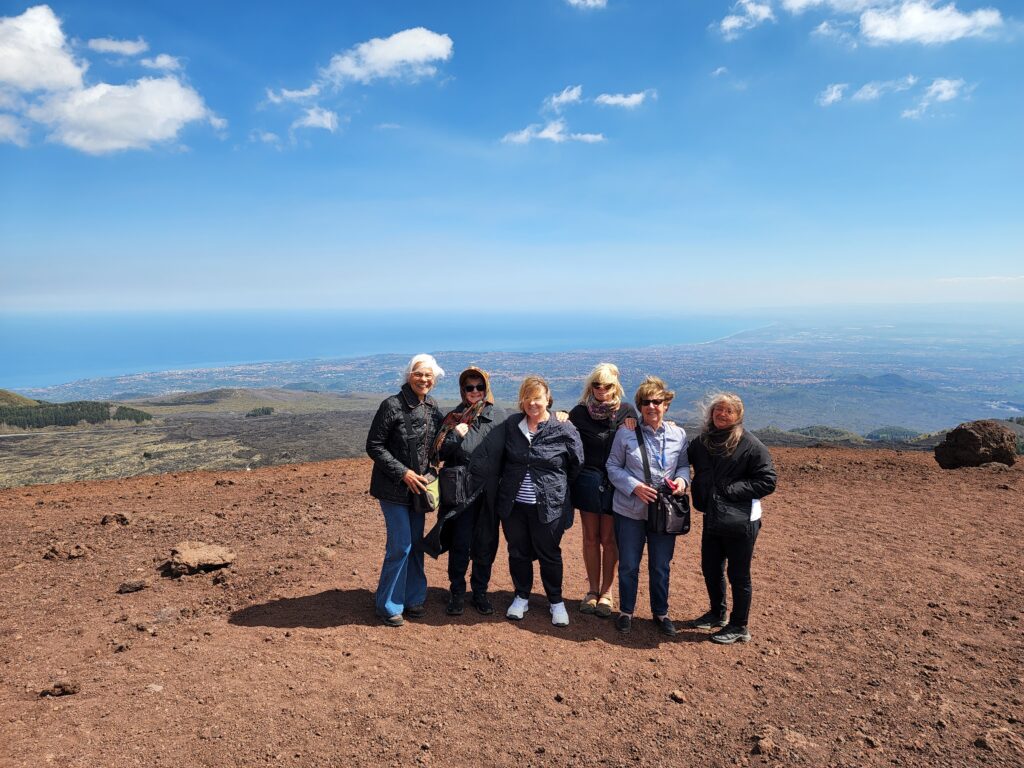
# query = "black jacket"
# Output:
<box><xmin>438</xmin><ymin>402</ymin><xmax>508</xmax><ymax>468</ymax></box>
<box><xmin>687</xmin><ymin>430</ymin><xmax>777</xmax><ymax>515</ymax></box>
<box><xmin>471</xmin><ymin>412</ymin><xmax>584</xmax><ymax>525</ymax></box>
<box><xmin>568</xmin><ymin>402</ymin><xmax>638</xmax><ymax>472</ymax></box>
<box><xmin>366</xmin><ymin>384</ymin><xmax>443</xmax><ymax>504</ymax></box>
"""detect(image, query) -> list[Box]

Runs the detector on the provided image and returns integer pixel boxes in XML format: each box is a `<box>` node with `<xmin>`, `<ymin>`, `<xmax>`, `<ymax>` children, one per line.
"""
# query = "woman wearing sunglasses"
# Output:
<box><xmin>568</xmin><ymin>363</ymin><xmax>637</xmax><ymax>618</ymax></box>
<box><xmin>432</xmin><ymin>367</ymin><xmax>507</xmax><ymax>616</ymax></box>
<box><xmin>605</xmin><ymin>376</ymin><xmax>690</xmax><ymax>636</ymax></box>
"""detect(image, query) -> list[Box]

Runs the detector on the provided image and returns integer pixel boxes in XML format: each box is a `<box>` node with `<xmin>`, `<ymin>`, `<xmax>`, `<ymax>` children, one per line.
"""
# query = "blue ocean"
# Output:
<box><xmin>0</xmin><ymin>311</ymin><xmax>756</xmax><ymax>389</ymax></box>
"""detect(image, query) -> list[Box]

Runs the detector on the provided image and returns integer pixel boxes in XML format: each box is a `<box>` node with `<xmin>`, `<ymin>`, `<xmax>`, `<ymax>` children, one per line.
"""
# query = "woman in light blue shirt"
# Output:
<box><xmin>606</xmin><ymin>376</ymin><xmax>690</xmax><ymax>636</ymax></box>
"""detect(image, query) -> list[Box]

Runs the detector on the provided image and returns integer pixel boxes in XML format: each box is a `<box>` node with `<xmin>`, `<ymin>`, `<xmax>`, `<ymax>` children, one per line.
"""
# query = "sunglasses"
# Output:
<box><xmin>640</xmin><ymin>399</ymin><xmax>665</xmax><ymax>407</ymax></box>
<box><xmin>463</xmin><ymin>383</ymin><xmax>486</xmax><ymax>392</ymax></box>
<box><xmin>592</xmin><ymin>382</ymin><xmax>615</xmax><ymax>391</ymax></box>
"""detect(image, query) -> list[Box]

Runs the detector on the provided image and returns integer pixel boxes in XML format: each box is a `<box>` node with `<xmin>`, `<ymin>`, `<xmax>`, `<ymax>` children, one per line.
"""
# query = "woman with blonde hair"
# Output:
<box><xmin>686</xmin><ymin>393</ymin><xmax>777</xmax><ymax>644</ymax></box>
<box><xmin>568</xmin><ymin>363</ymin><xmax>637</xmax><ymax>617</ymax></box>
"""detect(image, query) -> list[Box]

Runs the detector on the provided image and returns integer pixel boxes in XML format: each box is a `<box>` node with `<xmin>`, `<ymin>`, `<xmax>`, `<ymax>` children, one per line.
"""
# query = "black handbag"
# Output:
<box><xmin>439</xmin><ymin>465</ymin><xmax>470</xmax><ymax>507</ymax></box>
<box><xmin>636</xmin><ymin>426</ymin><xmax>690</xmax><ymax>536</ymax></box>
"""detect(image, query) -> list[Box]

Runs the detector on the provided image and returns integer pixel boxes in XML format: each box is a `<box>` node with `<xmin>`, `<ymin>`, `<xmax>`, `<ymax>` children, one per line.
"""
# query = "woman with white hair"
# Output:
<box><xmin>366</xmin><ymin>353</ymin><xmax>445</xmax><ymax>626</ymax></box>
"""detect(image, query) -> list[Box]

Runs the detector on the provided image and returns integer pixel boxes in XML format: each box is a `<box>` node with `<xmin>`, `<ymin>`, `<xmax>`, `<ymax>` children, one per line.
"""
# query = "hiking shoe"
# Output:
<box><xmin>506</xmin><ymin>596</ymin><xmax>530</xmax><ymax>621</ymax></box>
<box><xmin>381</xmin><ymin>614</ymin><xmax>404</xmax><ymax>627</ymax></box>
<box><xmin>471</xmin><ymin>593</ymin><xmax>494</xmax><ymax>616</ymax></box>
<box><xmin>405</xmin><ymin>604</ymin><xmax>426</xmax><ymax>619</ymax></box>
<box><xmin>687</xmin><ymin>611</ymin><xmax>728</xmax><ymax>630</ymax></box>
<box><xmin>654</xmin><ymin>616</ymin><xmax>678</xmax><ymax>637</ymax></box>
<box><xmin>446</xmin><ymin>594</ymin><xmax>465</xmax><ymax>616</ymax></box>
<box><xmin>615</xmin><ymin>613</ymin><xmax>632</xmax><ymax>634</ymax></box>
<box><xmin>550</xmin><ymin>602</ymin><xmax>569</xmax><ymax>627</ymax></box>
<box><xmin>710</xmin><ymin>625</ymin><xmax>751</xmax><ymax>644</ymax></box>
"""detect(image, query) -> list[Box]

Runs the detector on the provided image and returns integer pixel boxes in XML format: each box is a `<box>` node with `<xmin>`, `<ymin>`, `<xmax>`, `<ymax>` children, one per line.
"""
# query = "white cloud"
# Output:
<box><xmin>817</xmin><ymin>82</ymin><xmax>848</xmax><ymax>105</ymax></box>
<box><xmin>595</xmin><ymin>89</ymin><xmax>656</xmax><ymax>108</ymax></box>
<box><xmin>902</xmin><ymin>76</ymin><xmax>967</xmax><ymax>118</ymax></box>
<box><xmin>250</xmin><ymin>129</ymin><xmax>280</xmax><ymax>144</ymax></box>
<box><xmin>0</xmin><ymin>5</ymin><xmax>85</xmax><ymax>92</ymax></box>
<box><xmin>812</xmin><ymin>19</ymin><xmax>860</xmax><ymax>46</ymax></box>
<box><xmin>291</xmin><ymin>105</ymin><xmax>338</xmax><ymax>133</ymax></box>
<box><xmin>321</xmin><ymin>27</ymin><xmax>452</xmax><ymax>85</ymax></box>
<box><xmin>502</xmin><ymin>118</ymin><xmax>605</xmax><ymax>144</ymax></box>
<box><xmin>544</xmin><ymin>84</ymin><xmax>582</xmax><ymax>112</ymax></box>
<box><xmin>265</xmin><ymin>84</ymin><xmax>321</xmax><ymax>104</ymax></box>
<box><xmin>566</xmin><ymin>0</ymin><xmax>607</xmax><ymax>7</ymax></box>
<box><xmin>862</xmin><ymin>1</ymin><xmax>1003</xmax><ymax>44</ymax></box>
<box><xmin>27</xmin><ymin>75</ymin><xmax>212</xmax><ymax>153</ymax></box>
<box><xmin>711</xmin><ymin>66</ymin><xmax>730</xmax><ymax>77</ymax></box>
<box><xmin>720</xmin><ymin>0</ymin><xmax>775</xmax><ymax>40</ymax></box>
<box><xmin>783</xmin><ymin>0</ymin><xmax>881</xmax><ymax>12</ymax></box>
<box><xmin>140</xmin><ymin>54</ymin><xmax>180</xmax><ymax>71</ymax></box>
<box><xmin>0</xmin><ymin>112</ymin><xmax>28</xmax><ymax>145</ymax></box>
<box><xmin>851</xmin><ymin>74</ymin><xmax>917</xmax><ymax>100</ymax></box>
<box><xmin>87</xmin><ymin>37</ymin><xmax>148</xmax><ymax>56</ymax></box>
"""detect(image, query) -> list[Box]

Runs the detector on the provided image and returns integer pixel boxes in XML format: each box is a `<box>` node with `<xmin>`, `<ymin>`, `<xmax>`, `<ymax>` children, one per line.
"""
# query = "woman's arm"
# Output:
<box><xmin>365</xmin><ymin>400</ymin><xmax>408</xmax><ymax>483</ymax></box>
<box><xmin>605</xmin><ymin>428</ymin><xmax>641</xmax><ymax>496</ymax></box>
<box><xmin>564</xmin><ymin>423</ymin><xmax>584</xmax><ymax>483</ymax></box>
<box><xmin>722</xmin><ymin>439</ymin><xmax>778</xmax><ymax>501</ymax></box>
<box><xmin>672</xmin><ymin>429</ymin><xmax>692</xmax><ymax>488</ymax></box>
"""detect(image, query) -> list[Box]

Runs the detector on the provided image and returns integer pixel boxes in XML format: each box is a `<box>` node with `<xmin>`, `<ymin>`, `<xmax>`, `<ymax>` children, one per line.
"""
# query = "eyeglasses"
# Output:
<box><xmin>463</xmin><ymin>384</ymin><xmax>486</xmax><ymax>392</ymax></box>
<box><xmin>640</xmin><ymin>399</ymin><xmax>664</xmax><ymax>407</ymax></box>
<box><xmin>592</xmin><ymin>382</ymin><xmax>615</xmax><ymax>391</ymax></box>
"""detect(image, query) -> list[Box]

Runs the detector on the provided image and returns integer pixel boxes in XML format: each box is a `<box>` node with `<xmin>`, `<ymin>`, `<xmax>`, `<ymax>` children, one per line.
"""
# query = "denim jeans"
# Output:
<box><xmin>614</xmin><ymin>514</ymin><xmax>677</xmax><ymax>616</ymax></box>
<box><xmin>375</xmin><ymin>501</ymin><xmax>427</xmax><ymax>618</ymax></box>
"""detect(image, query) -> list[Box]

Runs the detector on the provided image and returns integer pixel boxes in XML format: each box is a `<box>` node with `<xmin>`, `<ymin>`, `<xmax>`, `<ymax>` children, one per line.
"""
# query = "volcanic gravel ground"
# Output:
<box><xmin>1</xmin><ymin>449</ymin><xmax>1022</xmax><ymax>767</ymax></box>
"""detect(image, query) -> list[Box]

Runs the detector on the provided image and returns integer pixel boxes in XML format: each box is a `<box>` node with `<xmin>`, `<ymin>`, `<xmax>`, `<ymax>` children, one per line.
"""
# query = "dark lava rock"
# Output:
<box><xmin>934</xmin><ymin>420</ymin><xmax>1017</xmax><ymax>469</ymax></box>
<box><xmin>40</xmin><ymin>680</ymin><xmax>80</xmax><ymax>697</ymax></box>
<box><xmin>101</xmin><ymin>513</ymin><xmax>131</xmax><ymax>526</ymax></box>
<box><xmin>117</xmin><ymin>580</ymin><xmax>147</xmax><ymax>594</ymax></box>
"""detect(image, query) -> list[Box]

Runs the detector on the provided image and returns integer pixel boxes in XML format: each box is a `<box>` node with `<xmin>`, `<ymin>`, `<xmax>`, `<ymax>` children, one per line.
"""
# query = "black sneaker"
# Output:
<box><xmin>471</xmin><ymin>593</ymin><xmax>494</xmax><ymax>615</ymax></box>
<box><xmin>405</xmin><ymin>604</ymin><xmax>426</xmax><ymax>619</ymax></box>
<box><xmin>615</xmin><ymin>614</ymin><xmax>632</xmax><ymax>634</ymax></box>
<box><xmin>687</xmin><ymin>611</ymin><xmax>728</xmax><ymax>630</ymax></box>
<box><xmin>710</xmin><ymin>625</ymin><xmax>751</xmax><ymax>644</ymax></box>
<box><xmin>381</xmin><ymin>614</ymin><xmax>404</xmax><ymax>627</ymax></box>
<box><xmin>446</xmin><ymin>594</ymin><xmax>465</xmax><ymax>616</ymax></box>
<box><xmin>654</xmin><ymin>617</ymin><xmax>678</xmax><ymax>637</ymax></box>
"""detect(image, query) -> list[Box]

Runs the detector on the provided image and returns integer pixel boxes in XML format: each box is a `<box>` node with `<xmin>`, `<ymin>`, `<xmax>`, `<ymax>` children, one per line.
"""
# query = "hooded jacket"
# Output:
<box><xmin>366</xmin><ymin>383</ymin><xmax>443</xmax><ymax>505</ymax></box>
<box><xmin>437</xmin><ymin>367</ymin><xmax>507</xmax><ymax>468</ymax></box>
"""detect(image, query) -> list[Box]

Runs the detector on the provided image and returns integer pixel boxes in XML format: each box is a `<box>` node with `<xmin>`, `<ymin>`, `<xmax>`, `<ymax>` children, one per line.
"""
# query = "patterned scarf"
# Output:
<box><xmin>586</xmin><ymin>395</ymin><xmax>620</xmax><ymax>422</ymax></box>
<box><xmin>431</xmin><ymin>399</ymin><xmax>486</xmax><ymax>462</ymax></box>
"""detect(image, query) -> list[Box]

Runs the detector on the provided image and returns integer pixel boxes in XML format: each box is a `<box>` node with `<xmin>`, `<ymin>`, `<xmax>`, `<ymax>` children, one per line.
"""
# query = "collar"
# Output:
<box><xmin>401</xmin><ymin>383</ymin><xmax>434</xmax><ymax>410</ymax></box>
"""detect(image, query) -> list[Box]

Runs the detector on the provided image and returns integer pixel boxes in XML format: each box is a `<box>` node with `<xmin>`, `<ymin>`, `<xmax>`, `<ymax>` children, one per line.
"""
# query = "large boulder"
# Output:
<box><xmin>934</xmin><ymin>420</ymin><xmax>1017</xmax><ymax>469</ymax></box>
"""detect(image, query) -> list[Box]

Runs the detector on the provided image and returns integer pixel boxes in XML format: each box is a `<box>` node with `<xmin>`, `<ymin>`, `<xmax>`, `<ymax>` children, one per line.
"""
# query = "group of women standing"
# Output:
<box><xmin>365</xmin><ymin>354</ymin><xmax>777</xmax><ymax>643</ymax></box>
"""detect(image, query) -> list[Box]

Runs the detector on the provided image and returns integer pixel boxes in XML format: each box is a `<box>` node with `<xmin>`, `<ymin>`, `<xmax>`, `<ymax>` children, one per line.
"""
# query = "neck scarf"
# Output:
<box><xmin>431</xmin><ymin>400</ymin><xmax>486</xmax><ymax>462</ymax></box>
<box><xmin>705</xmin><ymin>425</ymin><xmax>742</xmax><ymax>457</ymax></box>
<box><xmin>586</xmin><ymin>395</ymin><xmax>620</xmax><ymax>422</ymax></box>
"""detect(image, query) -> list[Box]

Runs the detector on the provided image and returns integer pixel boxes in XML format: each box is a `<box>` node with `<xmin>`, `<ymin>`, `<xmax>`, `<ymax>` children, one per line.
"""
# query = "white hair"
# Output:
<box><xmin>404</xmin><ymin>353</ymin><xmax>445</xmax><ymax>384</ymax></box>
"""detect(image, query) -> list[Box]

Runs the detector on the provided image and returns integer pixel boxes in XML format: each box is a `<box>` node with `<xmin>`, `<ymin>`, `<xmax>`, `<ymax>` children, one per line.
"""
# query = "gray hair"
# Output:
<box><xmin>403</xmin><ymin>353</ymin><xmax>445</xmax><ymax>384</ymax></box>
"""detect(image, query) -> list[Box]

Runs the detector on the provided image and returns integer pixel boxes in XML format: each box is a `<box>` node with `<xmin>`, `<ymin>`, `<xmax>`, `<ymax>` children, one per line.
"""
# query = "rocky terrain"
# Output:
<box><xmin>1</xmin><ymin>449</ymin><xmax>1022</xmax><ymax>767</ymax></box>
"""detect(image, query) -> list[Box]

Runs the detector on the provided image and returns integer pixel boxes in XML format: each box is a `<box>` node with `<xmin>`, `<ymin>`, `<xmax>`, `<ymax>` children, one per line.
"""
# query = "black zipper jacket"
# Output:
<box><xmin>366</xmin><ymin>384</ymin><xmax>443</xmax><ymax>505</ymax></box>
<box><xmin>687</xmin><ymin>430</ymin><xmax>777</xmax><ymax>515</ymax></box>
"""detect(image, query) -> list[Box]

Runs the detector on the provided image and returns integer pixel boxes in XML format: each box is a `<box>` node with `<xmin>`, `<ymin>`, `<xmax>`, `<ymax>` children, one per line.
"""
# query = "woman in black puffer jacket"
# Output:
<box><xmin>686</xmin><ymin>393</ymin><xmax>777</xmax><ymax>645</ymax></box>
<box><xmin>365</xmin><ymin>354</ymin><xmax>444</xmax><ymax>626</ymax></box>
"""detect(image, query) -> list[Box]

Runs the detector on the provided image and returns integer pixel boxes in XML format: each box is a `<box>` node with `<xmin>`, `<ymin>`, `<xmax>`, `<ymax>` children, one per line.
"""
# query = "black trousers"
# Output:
<box><xmin>701</xmin><ymin>519</ymin><xmax>760</xmax><ymax>628</ymax></box>
<box><xmin>501</xmin><ymin>502</ymin><xmax>564</xmax><ymax>604</ymax></box>
<box><xmin>447</xmin><ymin>496</ymin><xmax>498</xmax><ymax>597</ymax></box>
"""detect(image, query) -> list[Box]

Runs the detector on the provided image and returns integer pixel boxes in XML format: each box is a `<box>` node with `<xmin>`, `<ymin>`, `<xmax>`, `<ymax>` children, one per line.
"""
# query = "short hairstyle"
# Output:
<box><xmin>404</xmin><ymin>353</ymin><xmax>445</xmax><ymax>385</ymax></box>
<box><xmin>634</xmin><ymin>375</ymin><xmax>674</xmax><ymax>410</ymax></box>
<box><xmin>700</xmin><ymin>392</ymin><xmax>745</xmax><ymax>455</ymax></box>
<box><xmin>518</xmin><ymin>375</ymin><xmax>553</xmax><ymax>412</ymax></box>
<box><xmin>580</xmin><ymin>362</ymin><xmax>624</xmax><ymax>405</ymax></box>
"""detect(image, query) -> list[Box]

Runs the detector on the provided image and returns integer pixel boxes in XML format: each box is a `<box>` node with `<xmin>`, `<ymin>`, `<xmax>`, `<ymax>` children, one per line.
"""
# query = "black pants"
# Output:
<box><xmin>448</xmin><ymin>496</ymin><xmax>498</xmax><ymax>597</ymax></box>
<box><xmin>701</xmin><ymin>519</ymin><xmax>760</xmax><ymax>628</ymax></box>
<box><xmin>501</xmin><ymin>502</ymin><xmax>564</xmax><ymax>604</ymax></box>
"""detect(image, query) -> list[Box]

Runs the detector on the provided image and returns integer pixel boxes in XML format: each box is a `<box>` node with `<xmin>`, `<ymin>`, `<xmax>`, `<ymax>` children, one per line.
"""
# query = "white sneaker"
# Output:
<box><xmin>506</xmin><ymin>596</ymin><xmax>530</xmax><ymax>620</ymax></box>
<box><xmin>550</xmin><ymin>602</ymin><xmax>569</xmax><ymax>627</ymax></box>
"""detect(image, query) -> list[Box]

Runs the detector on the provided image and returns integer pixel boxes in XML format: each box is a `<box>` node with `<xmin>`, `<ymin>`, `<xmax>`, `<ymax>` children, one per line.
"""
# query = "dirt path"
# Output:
<box><xmin>1</xmin><ymin>448</ymin><xmax>1021</xmax><ymax>767</ymax></box>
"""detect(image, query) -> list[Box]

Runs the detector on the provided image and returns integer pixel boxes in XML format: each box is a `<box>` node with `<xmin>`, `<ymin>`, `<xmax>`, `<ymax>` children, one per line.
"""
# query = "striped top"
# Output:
<box><xmin>514</xmin><ymin>419</ymin><xmax>539</xmax><ymax>504</ymax></box>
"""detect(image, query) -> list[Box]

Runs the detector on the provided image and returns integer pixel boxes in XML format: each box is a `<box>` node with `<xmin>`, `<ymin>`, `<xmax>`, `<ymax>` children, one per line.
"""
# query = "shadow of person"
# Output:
<box><xmin>229</xmin><ymin>588</ymin><xmax>376</xmax><ymax>629</ymax></box>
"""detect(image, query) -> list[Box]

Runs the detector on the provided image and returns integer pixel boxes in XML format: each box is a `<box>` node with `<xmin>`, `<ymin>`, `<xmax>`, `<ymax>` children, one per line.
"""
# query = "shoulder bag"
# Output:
<box><xmin>636</xmin><ymin>426</ymin><xmax>690</xmax><ymax>535</ymax></box>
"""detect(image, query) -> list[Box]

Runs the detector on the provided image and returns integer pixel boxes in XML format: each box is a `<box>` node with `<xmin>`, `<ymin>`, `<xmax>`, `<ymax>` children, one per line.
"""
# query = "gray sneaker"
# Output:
<box><xmin>687</xmin><ymin>611</ymin><xmax>728</xmax><ymax>630</ymax></box>
<box><xmin>710</xmin><ymin>625</ymin><xmax>751</xmax><ymax>644</ymax></box>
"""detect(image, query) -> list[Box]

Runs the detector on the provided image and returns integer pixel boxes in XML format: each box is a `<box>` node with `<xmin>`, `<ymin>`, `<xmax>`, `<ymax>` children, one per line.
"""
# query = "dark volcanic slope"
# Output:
<box><xmin>1</xmin><ymin>449</ymin><xmax>1022</xmax><ymax>768</ymax></box>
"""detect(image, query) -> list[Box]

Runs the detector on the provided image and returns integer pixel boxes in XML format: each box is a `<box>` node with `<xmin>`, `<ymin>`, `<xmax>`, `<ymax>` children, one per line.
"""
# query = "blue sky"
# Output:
<box><xmin>1</xmin><ymin>0</ymin><xmax>1021</xmax><ymax>312</ymax></box>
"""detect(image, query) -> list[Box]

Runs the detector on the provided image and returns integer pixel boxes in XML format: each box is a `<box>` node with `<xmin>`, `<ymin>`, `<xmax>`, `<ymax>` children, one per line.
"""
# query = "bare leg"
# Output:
<box><xmin>598</xmin><ymin>513</ymin><xmax>618</xmax><ymax>597</ymax></box>
<box><xmin>580</xmin><ymin>511</ymin><xmax>603</xmax><ymax>595</ymax></box>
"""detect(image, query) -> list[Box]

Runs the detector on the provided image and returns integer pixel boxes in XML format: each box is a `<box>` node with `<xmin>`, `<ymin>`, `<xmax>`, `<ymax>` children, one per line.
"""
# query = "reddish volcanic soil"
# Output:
<box><xmin>1</xmin><ymin>448</ymin><xmax>1022</xmax><ymax>768</ymax></box>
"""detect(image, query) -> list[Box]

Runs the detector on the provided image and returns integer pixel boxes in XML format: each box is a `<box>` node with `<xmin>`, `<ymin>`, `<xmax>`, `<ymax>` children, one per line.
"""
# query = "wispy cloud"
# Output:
<box><xmin>816</xmin><ymin>82</ymin><xmax>848</xmax><ymax>105</ymax></box>
<box><xmin>265</xmin><ymin>84</ymin><xmax>321</xmax><ymax>105</ymax></box>
<box><xmin>711</xmin><ymin>66</ymin><xmax>729</xmax><ymax>77</ymax></box>
<box><xmin>87</xmin><ymin>36</ymin><xmax>148</xmax><ymax>56</ymax></box>
<box><xmin>851</xmin><ymin>74</ymin><xmax>917</xmax><ymax>100</ymax></box>
<box><xmin>544</xmin><ymin>84</ymin><xmax>582</xmax><ymax>112</ymax></box>
<box><xmin>0</xmin><ymin>113</ymin><xmax>28</xmax><ymax>146</ymax></box>
<box><xmin>720</xmin><ymin>0</ymin><xmax>775</xmax><ymax>40</ymax></box>
<box><xmin>249</xmin><ymin>129</ymin><xmax>280</xmax><ymax>145</ymax></box>
<box><xmin>566</xmin><ymin>0</ymin><xmax>608</xmax><ymax>8</ymax></box>
<box><xmin>902</xmin><ymin>76</ymin><xmax>968</xmax><ymax>118</ymax></box>
<box><xmin>291</xmin><ymin>106</ymin><xmax>339</xmax><ymax>133</ymax></box>
<box><xmin>812</xmin><ymin>19</ymin><xmax>859</xmax><ymax>47</ymax></box>
<box><xmin>320</xmin><ymin>27</ymin><xmax>453</xmax><ymax>86</ymax></box>
<box><xmin>595</xmin><ymin>89</ymin><xmax>656</xmax><ymax>108</ymax></box>
<box><xmin>861</xmin><ymin>1</ymin><xmax>1003</xmax><ymax>45</ymax></box>
<box><xmin>140</xmin><ymin>54</ymin><xmax>180</xmax><ymax>71</ymax></box>
<box><xmin>502</xmin><ymin>119</ymin><xmax>604</xmax><ymax>144</ymax></box>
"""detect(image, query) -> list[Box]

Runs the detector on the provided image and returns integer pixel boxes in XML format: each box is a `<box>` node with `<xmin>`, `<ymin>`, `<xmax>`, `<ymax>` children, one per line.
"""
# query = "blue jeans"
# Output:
<box><xmin>375</xmin><ymin>501</ymin><xmax>427</xmax><ymax>618</ymax></box>
<box><xmin>614</xmin><ymin>514</ymin><xmax>677</xmax><ymax>617</ymax></box>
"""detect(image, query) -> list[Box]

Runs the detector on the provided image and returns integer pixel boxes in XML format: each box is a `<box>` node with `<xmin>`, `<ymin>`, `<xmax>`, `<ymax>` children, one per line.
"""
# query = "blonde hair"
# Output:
<box><xmin>701</xmin><ymin>392</ymin><xmax>745</xmax><ymax>455</ymax></box>
<box><xmin>634</xmin><ymin>375</ymin><xmax>674</xmax><ymax>410</ymax></box>
<box><xmin>580</xmin><ymin>362</ymin><xmax>624</xmax><ymax>406</ymax></box>
<box><xmin>404</xmin><ymin>354</ymin><xmax>445</xmax><ymax>385</ymax></box>
<box><xmin>518</xmin><ymin>375</ymin><xmax>553</xmax><ymax>412</ymax></box>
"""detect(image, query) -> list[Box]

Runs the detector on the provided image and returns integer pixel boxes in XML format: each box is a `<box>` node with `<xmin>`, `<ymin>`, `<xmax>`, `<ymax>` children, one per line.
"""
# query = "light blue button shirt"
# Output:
<box><xmin>606</xmin><ymin>422</ymin><xmax>690</xmax><ymax>521</ymax></box>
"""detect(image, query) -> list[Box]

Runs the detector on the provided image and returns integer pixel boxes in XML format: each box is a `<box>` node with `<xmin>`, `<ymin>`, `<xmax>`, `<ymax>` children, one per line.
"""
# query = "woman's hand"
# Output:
<box><xmin>671</xmin><ymin>482</ymin><xmax>688</xmax><ymax>497</ymax></box>
<box><xmin>403</xmin><ymin>469</ymin><xmax>430</xmax><ymax>494</ymax></box>
<box><xmin>555</xmin><ymin>410</ymin><xmax>570</xmax><ymax>422</ymax></box>
<box><xmin>454</xmin><ymin>423</ymin><xmax>469</xmax><ymax>437</ymax></box>
<box><xmin>621</xmin><ymin>418</ymin><xmax>637</xmax><ymax>431</ymax></box>
<box><xmin>632</xmin><ymin>482</ymin><xmax>658</xmax><ymax>504</ymax></box>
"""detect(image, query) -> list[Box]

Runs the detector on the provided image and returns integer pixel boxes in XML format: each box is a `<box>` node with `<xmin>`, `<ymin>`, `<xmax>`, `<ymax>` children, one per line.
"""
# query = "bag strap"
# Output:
<box><xmin>635</xmin><ymin>425</ymin><xmax>653</xmax><ymax>486</ymax></box>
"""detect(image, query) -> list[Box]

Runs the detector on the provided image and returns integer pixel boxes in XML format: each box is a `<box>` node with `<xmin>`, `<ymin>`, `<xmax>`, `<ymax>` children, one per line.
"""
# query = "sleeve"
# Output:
<box><xmin>722</xmin><ymin>439</ymin><xmax>778</xmax><ymax>501</ymax></box>
<box><xmin>672</xmin><ymin>429</ymin><xmax>692</xmax><ymax>487</ymax></box>
<box><xmin>564</xmin><ymin>423</ymin><xmax>584</xmax><ymax>483</ymax></box>
<box><xmin>606</xmin><ymin>428</ymin><xmax>642</xmax><ymax>495</ymax></box>
<box><xmin>365</xmin><ymin>399</ymin><xmax>409</xmax><ymax>483</ymax></box>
